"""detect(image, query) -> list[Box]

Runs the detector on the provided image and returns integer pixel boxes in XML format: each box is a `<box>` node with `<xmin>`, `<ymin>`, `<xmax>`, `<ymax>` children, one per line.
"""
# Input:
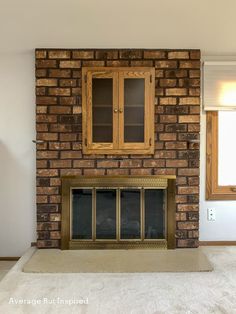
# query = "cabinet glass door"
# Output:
<box><xmin>124</xmin><ymin>78</ymin><xmax>145</xmax><ymax>143</ymax></box>
<box><xmin>92</xmin><ymin>78</ymin><xmax>113</xmax><ymax>143</ymax></box>
<box><xmin>119</xmin><ymin>71</ymin><xmax>151</xmax><ymax>150</ymax></box>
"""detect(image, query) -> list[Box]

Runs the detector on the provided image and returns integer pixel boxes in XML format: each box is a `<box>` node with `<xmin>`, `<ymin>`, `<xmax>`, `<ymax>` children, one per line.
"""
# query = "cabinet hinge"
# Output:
<box><xmin>150</xmin><ymin>75</ymin><xmax>152</xmax><ymax>83</ymax></box>
<box><xmin>149</xmin><ymin>138</ymin><xmax>152</xmax><ymax>146</ymax></box>
<box><xmin>85</xmin><ymin>138</ymin><xmax>87</xmax><ymax>146</ymax></box>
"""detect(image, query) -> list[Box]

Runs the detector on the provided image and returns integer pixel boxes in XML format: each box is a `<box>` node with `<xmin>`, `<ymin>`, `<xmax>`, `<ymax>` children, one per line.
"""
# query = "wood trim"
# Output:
<box><xmin>206</xmin><ymin>111</ymin><xmax>236</xmax><ymax>200</ymax></box>
<box><xmin>199</xmin><ymin>241</ymin><xmax>236</xmax><ymax>246</ymax></box>
<box><xmin>0</xmin><ymin>257</ymin><xmax>20</xmax><ymax>261</ymax></box>
<box><xmin>82</xmin><ymin>67</ymin><xmax>155</xmax><ymax>155</ymax></box>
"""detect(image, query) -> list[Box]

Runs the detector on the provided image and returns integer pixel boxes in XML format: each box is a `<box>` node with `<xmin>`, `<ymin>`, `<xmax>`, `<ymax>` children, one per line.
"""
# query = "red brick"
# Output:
<box><xmin>144</xmin><ymin>51</ymin><xmax>166</xmax><ymax>59</ymax></box>
<box><xmin>48</xmin><ymin>50</ymin><xmax>70</xmax><ymax>59</ymax></box>
<box><xmin>36</xmin><ymin>196</ymin><xmax>48</xmax><ymax>205</ymax></box>
<box><xmin>36</xmin><ymin>60</ymin><xmax>57</xmax><ymax>68</ymax></box>
<box><xmin>37</xmin><ymin>187</ymin><xmax>58</xmax><ymax>195</ymax></box>
<box><xmin>60</xmin><ymin>61</ymin><xmax>81</xmax><ymax>68</ymax></box>
<box><xmin>131</xmin><ymin>60</ymin><xmax>153</xmax><ymax>67</ymax></box>
<box><xmin>35</xmin><ymin>50</ymin><xmax>47</xmax><ymax>59</ymax></box>
<box><xmin>48</xmin><ymin>88</ymin><xmax>71</xmax><ymax>96</ymax></box>
<box><xmin>159</xmin><ymin>79</ymin><xmax>176</xmax><ymax>87</ymax></box>
<box><xmin>36</xmin><ymin>69</ymin><xmax>47</xmax><ymax>77</ymax></box>
<box><xmin>97</xmin><ymin>160</ymin><xmax>119</xmax><ymax>168</ymax></box>
<box><xmin>119</xmin><ymin>50</ymin><xmax>142</xmax><ymax>59</ymax></box>
<box><xmin>190</xmin><ymin>50</ymin><xmax>201</xmax><ymax>59</ymax></box>
<box><xmin>179</xmin><ymin>61</ymin><xmax>200</xmax><ymax>68</ymax></box>
<box><xmin>60</xmin><ymin>133</ymin><xmax>77</xmax><ymax>141</ymax></box>
<box><xmin>166</xmin><ymin>160</ymin><xmax>188</xmax><ymax>167</ymax></box>
<box><xmin>95</xmin><ymin>50</ymin><xmax>118</xmax><ymax>59</ymax></box>
<box><xmin>179</xmin><ymin>115</ymin><xmax>200</xmax><ymax>123</ymax></box>
<box><xmin>37</xmin><ymin>151</ymin><xmax>58</xmax><ymax>159</ymax></box>
<box><xmin>159</xmin><ymin>133</ymin><xmax>177</xmax><ymax>141</ymax></box>
<box><xmin>143</xmin><ymin>159</ymin><xmax>165</xmax><ymax>167</ymax></box>
<box><xmin>178</xmin><ymin>222</ymin><xmax>199</xmax><ymax>230</ymax></box>
<box><xmin>49</xmin><ymin>142</ymin><xmax>71</xmax><ymax>150</ymax></box>
<box><xmin>154</xmin><ymin>151</ymin><xmax>176</xmax><ymax>158</ymax></box>
<box><xmin>49</xmin><ymin>69</ymin><xmax>71</xmax><ymax>78</ymax></box>
<box><xmin>168</xmin><ymin>51</ymin><xmax>189</xmax><ymax>59</ymax></box>
<box><xmin>61</xmin><ymin>151</ymin><xmax>82</xmax><ymax>159</ymax></box>
<box><xmin>50</xmin><ymin>213</ymin><xmax>61</xmax><ymax>221</ymax></box>
<box><xmin>37</xmin><ymin>133</ymin><xmax>58</xmax><ymax>141</ymax></box>
<box><xmin>106</xmin><ymin>60</ymin><xmax>129</xmax><ymax>67</ymax></box>
<box><xmin>178</xmin><ymin>168</ymin><xmax>199</xmax><ymax>176</ymax></box>
<box><xmin>50</xmin><ymin>178</ymin><xmax>61</xmax><ymax>186</ymax></box>
<box><xmin>37</xmin><ymin>240</ymin><xmax>59</xmax><ymax>248</ymax></box>
<box><xmin>130</xmin><ymin>169</ymin><xmax>152</xmax><ymax>175</ymax></box>
<box><xmin>37</xmin><ymin>169</ymin><xmax>58</xmax><ymax>177</ymax></box>
<box><xmin>50</xmin><ymin>160</ymin><xmax>72</xmax><ymax>168</ymax></box>
<box><xmin>154</xmin><ymin>168</ymin><xmax>176</xmax><ymax>175</ymax></box>
<box><xmin>165</xmin><ymin>142</ymin><xmax>187</xmax><ymax>149</ymax></box>
<box><xmin>83</xmin><ymin>169</ymin><xmax>105</xmax><ymax>175</ymax></box>
<box><xmin>160</xmin><ymin>115</ymin><xmax>177</xmax><ymax>123</ymax></box>
<box><xmin>178</xmin><ymin>204</ymin><xmax>199</xmax><ymax>212</ymax></box>
<box><xmin>120</xmin><ymin>160</ymin><xmax>142</xmax><ymax>168</ymax></box>
<box><xmin>50</xmin><ymin>195</ymin><xmax>61</xmax><ymax>203</ymax></box>
<box><xmin>72</xmin><ymin>51</ymin><xmax>94</xmax><ymax>59</ymax></box>
<box><xmin>82</xmin><ymin>61</ymin><xmax>105</xmax><ymax>67</ymax></box>
<box><xmin>59</xmin><ymin>79</ymin><xmax>76</xmax><ymax>87</ymax></box>
<box><xmin>159</xmin><ymin>97</ymin><xmax>177</xmax><ymax>105</ymax></box>
<box><xmin>60</xmin><ymin>169</ymin><xmax>82</xmax><ymax>176</ymax></box>
<box><xmin>178</xmin><ymin>186</ymin><xmax>199</xmax><ymax>194</ymax></box>
<box><xmin>73</xmin><ymin>160</ymin><xmax>95</xmax><ymax>168</ymax></box>
<box><xmin>166</xmin><ymin>88</ymin><xmax>187</xmax><ymax>96</ymax></box>
<box><xmin>36</xmin><ymin>96</ymin><xmax>57</xmax><ymax>105</ymax></box>
<box><xmin>50</xmin><ymin>231</ymin><xmax>61</xmax><ymax>239</ymax></box>
<box><xmin>49</xmin><ymin>106</ymin><xmax>71</xmax><ymax>114</ymax></box>
<box><xmin>107</xmin><ymin>169</ymin><xmax>129</xmax><ymax>175</ymax></box>
<box><xmin>179</xmin><ymin>97</ymin><xmax>200</xmax><ymax>106</ymax></box>
<box><xmin>155</xmin><ymin>60</ymin><xmax>177</xmax><ymax>68</ymax></box>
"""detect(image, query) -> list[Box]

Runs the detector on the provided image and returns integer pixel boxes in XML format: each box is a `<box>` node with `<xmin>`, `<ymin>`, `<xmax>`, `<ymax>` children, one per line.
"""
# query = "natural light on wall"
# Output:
<box><xmin>204</xmin><ymin>62</ymin><xmax>236</xmax><ymax>110</ymax></box>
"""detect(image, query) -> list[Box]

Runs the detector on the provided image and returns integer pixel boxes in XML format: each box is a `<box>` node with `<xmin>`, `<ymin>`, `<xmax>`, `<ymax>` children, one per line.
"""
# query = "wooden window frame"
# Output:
<box><xmin>82</xmin><ymin>67</ymin><xmax>155</xmax><ymax>155</ymax></box>
<box><xmin>206</xmin><ymin>111</ymin><xmax>236</xmax><ymax>200</ymax></box>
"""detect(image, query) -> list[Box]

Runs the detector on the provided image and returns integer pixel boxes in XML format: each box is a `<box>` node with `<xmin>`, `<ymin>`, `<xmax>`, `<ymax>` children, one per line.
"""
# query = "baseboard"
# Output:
<box><xmin>0</xmin><ymin>257</ymin><xmax>20</xmax><ymax>261</ymax></box>
<box><xmin>199</xmin><ymin>241</ymin><xmax>236</xmax><ymax>246</ymax></box>
<box><xmin>31</xmin><ymin>242</ymin><xmax>37</xmax><ymax>247</ymax></box>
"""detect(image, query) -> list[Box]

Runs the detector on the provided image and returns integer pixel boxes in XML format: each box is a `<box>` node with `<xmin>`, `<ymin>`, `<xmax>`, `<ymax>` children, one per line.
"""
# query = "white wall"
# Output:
<box><xmin>1</xmin><ymin>0</ymin><xmax>236</xmax><ymax>256</ymax></box>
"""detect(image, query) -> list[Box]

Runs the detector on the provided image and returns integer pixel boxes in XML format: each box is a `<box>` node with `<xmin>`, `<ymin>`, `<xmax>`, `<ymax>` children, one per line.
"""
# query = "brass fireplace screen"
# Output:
<box><xmin>61</xmin><ymin>176</ymin><xmax>176</xmax><ymax>249</ymax></box>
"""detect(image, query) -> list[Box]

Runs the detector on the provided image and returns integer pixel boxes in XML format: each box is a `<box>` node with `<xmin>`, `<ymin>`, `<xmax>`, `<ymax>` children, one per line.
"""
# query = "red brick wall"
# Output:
<box><xmin>36</xmin><ymin>49</ymin><xmax>200</xmax><ymax>248</ymax></box>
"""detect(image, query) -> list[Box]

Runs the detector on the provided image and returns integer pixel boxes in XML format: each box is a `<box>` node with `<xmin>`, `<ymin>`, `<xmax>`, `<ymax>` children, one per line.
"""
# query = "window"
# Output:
<box><xmin>82</xmin><ymin>67</ymin><xmax>155</xmax><ymax>154</ymax></box>
<box><xmin>206</xmin><ymin>111</ymin><xmax>236</xmax><ymax>200</ymax></box>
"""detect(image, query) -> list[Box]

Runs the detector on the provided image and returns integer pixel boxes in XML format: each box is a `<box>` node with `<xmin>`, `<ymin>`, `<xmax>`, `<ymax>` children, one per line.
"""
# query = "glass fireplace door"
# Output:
<box><xmin>71</xmin><ymin>187</ymin><xmax>166</xmax><ymax>244</ymax></box>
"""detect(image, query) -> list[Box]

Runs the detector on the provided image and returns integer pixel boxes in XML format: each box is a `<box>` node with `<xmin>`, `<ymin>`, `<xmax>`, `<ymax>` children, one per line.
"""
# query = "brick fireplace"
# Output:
<box><xmin>36</xmin><ymin>48</ymin><xmax>200</xmax><ymax>249</ymax></box>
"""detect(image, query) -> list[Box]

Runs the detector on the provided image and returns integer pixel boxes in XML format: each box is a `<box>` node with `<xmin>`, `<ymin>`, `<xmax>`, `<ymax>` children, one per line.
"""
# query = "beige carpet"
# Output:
<box><xmin>23</xmin><ymin>248</ymin><xmax>212</xmax><ymax>273</ymax></box>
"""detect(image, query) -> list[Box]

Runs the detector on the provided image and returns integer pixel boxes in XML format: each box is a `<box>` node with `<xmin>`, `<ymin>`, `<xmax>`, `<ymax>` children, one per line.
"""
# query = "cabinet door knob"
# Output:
<box><xmin>114</xmin><ymin>109</ymin><xmax>118</xmax><ymax>113</ymax></box>
<box><xmin>119</xmin><ymin>109</ymin><xmax>123</xmax><ymax>113</ymax></box>
<box><xmin>231</xmin><ymin>187</ymin><xmax>236</xmax><ymax>192</ymax></box>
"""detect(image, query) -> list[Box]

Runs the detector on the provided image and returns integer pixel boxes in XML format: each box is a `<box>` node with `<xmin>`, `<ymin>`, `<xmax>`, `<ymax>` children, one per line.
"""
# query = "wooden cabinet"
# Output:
<box><xmin>82</xmin><ymin>67</ymin><xmax>155</xmax><ymax>154</ymax></box>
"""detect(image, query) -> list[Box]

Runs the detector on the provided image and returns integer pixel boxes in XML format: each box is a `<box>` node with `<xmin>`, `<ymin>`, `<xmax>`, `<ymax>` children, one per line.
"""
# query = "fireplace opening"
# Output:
<box><xmin>61</xmin><ymin>176</ymin><xmax>176</xmax><ymax>249</ymax></box>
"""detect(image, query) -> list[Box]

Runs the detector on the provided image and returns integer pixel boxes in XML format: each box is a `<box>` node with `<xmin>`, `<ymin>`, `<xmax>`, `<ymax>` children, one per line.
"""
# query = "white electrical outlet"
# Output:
<box><xmin>207</xmin><ymin>208</ymin><xmax>216</xmax><ymax>221</ymax></box>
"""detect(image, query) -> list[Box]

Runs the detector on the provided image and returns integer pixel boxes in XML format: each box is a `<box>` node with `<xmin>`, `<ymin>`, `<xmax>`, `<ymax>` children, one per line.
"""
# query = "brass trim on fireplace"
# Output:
<box><xmin>61</xmin><ymin>175</ymin><xmax>176</xmax><ymax>250</ymax></box>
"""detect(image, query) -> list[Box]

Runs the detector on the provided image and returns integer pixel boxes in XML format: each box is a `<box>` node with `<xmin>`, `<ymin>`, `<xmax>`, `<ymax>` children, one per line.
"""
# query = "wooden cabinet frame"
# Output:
<box><xmin>206</xmin><ymin>111</ymin><xmax>236</xmax><ymax>200</ymax></box>
<box><xmin>82</xmin><ymin>67</ymin><xmax>155</xmax><ymax>154</ymax></box>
